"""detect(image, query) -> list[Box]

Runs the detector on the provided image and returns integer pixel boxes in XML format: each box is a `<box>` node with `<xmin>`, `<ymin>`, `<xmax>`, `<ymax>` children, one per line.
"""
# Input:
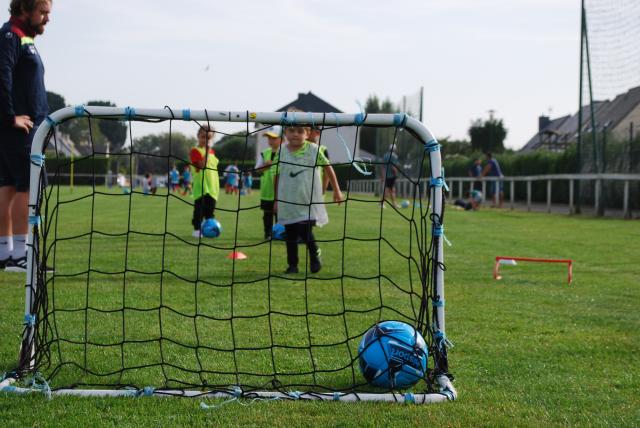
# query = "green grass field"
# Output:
<box><xmin>1</xmin><ymin>186</ymin><xmax>639</xmax><ymax>427</ymax></box>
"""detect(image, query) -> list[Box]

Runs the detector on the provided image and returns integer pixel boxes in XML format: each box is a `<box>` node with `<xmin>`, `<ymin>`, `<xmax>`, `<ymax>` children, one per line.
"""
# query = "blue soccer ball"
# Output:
<box><xmin>358</xmin><ymin>320</ymin><xmax>428</xmax><ymax>389</ymax></box>
<box><xmin>272</xmin><ymin>223</ymin><xmax>286</xmax><ymax>240</ymax></box>
<box><xmin>400</xmin><ymin>200</ymin><xmax>410</xmax><ymax>209</ymax></box>
<box><xmin>201</xmin><ymin>218</ymin><xmax>222</xmax><ymax>238</ymax></box>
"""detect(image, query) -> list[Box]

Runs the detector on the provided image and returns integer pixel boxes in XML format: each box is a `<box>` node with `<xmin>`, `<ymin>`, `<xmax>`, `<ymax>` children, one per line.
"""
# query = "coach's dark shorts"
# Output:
<box><xmin>385</xmin><ymin>177</ymin><xmax>397</xmax><ymax>189</ymax></box>
<box><xmin>0</xmin><ymin>124</ymin><xmax>40</xmax><ymax>192</ymax></box>
<box><xmin>0</xmin><ymin>149</ymin><xmax>30</xmax><ymax>192</ymax></box>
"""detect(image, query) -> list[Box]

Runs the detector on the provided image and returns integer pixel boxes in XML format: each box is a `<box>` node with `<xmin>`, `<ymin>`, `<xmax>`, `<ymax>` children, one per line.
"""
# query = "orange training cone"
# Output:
<box><xmin>227</xmin><ymin>251</ymin><xmax>247</xmax><ymax>260</ymax></box>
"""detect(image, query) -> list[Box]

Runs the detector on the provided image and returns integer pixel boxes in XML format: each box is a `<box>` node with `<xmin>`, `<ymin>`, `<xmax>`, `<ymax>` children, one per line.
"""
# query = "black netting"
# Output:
<box><xmin>18</xmin><ymin>110</ymin><xmax>450</xmax><ymax>395</ymax></box>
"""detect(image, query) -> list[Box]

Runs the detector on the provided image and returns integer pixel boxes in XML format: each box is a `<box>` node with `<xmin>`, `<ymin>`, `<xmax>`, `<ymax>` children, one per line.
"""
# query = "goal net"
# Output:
<box><xmin>5</xmin><ymin>107</ymin><xmax>455</xmax><ymax>403</ymax></box>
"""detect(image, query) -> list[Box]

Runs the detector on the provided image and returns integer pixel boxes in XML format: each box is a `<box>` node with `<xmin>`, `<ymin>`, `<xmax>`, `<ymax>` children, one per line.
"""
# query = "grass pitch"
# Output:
<box><xmin>1</xmin><ymin>186</ymin><xmax>639</xmax><ymax>427</ymax></box>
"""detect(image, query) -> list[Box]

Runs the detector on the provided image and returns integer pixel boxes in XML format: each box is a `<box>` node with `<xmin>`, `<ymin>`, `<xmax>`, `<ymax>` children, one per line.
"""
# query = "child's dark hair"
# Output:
<box><xmin>198</xmin><ymin>124</ymin><xmax>215</xmax><ymax>134</ymax></box>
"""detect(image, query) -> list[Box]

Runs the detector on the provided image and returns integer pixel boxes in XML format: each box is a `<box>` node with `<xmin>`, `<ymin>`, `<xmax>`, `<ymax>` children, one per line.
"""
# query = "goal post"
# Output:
<box><xmin>9</xmin><ymin>106</ymin><xmax>455</xmax><ymax>402</ymax></box>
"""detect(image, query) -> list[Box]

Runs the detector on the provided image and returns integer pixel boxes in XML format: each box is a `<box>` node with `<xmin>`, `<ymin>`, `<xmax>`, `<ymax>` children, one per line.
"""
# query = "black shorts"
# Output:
<box><xmin>385</xmin><ymin>177</ymin><xmax>397</xmax><ymax>189</ymax></box>
<box><xmin>0</xmin><ymin>149</ymin><xmax>30</xmax><ymax>192</ymax></box>
<box><xmin>260</xmin><ymin>199</ymin><xmax>275</xmax><ymax>211</ymax></box>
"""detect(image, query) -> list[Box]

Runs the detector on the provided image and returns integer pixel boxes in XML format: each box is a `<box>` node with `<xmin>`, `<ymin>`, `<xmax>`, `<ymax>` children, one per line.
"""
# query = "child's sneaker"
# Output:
<box><xmin>285</xmin><ymin>265</ymin><xmax>299</xmax><ymax>274</ymax></box>
<box><xmin>4</xmin><ymin>256</ymin><xmax>27</xmax><ymax>273</ymax></box>
<box><xmin>310</xmin><ymin>259</ymin><xmax>322</xmax><ymax>274</ymax></box>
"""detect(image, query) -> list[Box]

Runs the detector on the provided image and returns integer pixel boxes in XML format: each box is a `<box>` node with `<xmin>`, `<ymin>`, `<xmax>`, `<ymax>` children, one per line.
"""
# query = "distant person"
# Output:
<box><xmin>143</xmin><ymin>173</ymin><xmax>157</xmax><ymax>195</ymax></box>
<box><xmin>0</xmin><ymin>0</ymin><xmax>52</xmax><ymax>272</ymax></box>
<box><xmin>116</xmin><ymin>173</ymin><xmax>126</xmax><ymax>188</ymax></box>
<box><xmin>106</xmin><ymin>169</ymin><xmax>114</xmax><ymax>189</ymax></box>
<box><xmin>189</xmin><ymin>125</ymin><xmax>219</xmax><ymax>238</ymax></box>
<box><xmin>468</xmin><ymin>158</ymin><xmax>482</xmax><ymax>191</ymax></box>
<box><xmin>169</xmin><ymin>164</ymin><xmax>180</xmax><ymax>192</ymax></box>
<box><xmin>242</xmin><ymin>171</ymin><xmax>253</xmax><ymax>195</ymax></box>
<box><xmin>482</xmin><ymin>152</ymin><xmax>504</xmax><ymax>208</ymax></box>
<box><xmin>454</xmin><ymin>190</ymin><xmax>483</xmax><ymax>211</ymax></box>
<box><xmin>181</xmin><ymin>164</ymin><xmax>192</xmax><ymax>195</ymax></box>
<box><xmin>224</xmin><ymin>162</ymin><xmax>239</xmax><ymax>194</ymax></box>
<box><xmin>274</xmin><ymin>126</ymin><xmax>343</xmax><ymax>274</ymax></box>
<box><xmin>381</xmin><ymin>146</ymin><xmax>399</xmax><ymax>209</ymax></box>
<box><xmin>257</xmin><ymin>126</ymin><xmax>281</xmax><ymax>239</ymax></box>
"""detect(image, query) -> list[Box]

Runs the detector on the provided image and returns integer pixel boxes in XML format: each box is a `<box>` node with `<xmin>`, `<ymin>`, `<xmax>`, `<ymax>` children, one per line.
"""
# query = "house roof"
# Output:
<box><xmin>520</xmin><ymin>114</ymin><xmax>571</xmax><ymax>152</ymax></box>
<box><xmin>276</xmin><ymin>91</ymin><xmax>342</xmax><ymax>113</ymax></box>
<box><xmin>521</xmin><ymin>85</ymin><xmax>640</xmax><ymax>152</ymax></box>
<box><xmin>592</xmin><ymin>85</ymin><xmax>640</xmax><ymax>130</ymax></box>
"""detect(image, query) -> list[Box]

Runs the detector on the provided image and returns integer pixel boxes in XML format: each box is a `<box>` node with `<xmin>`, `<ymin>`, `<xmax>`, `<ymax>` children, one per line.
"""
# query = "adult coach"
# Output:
<box><xmin>482</xmin><ymin>152</ymin><xmax>504</xmax><ymax>208</ymax></box>
<box><xmin>0</xmin><ymin>0</ymin><xmax>51</xmax><ymax>272</ymax></box>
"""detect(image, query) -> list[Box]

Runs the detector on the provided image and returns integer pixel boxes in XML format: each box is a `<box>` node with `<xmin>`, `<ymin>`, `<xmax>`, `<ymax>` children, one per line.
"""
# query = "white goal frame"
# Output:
<box><xmin>1</xmin><ymin>106</ymin><xmax>455</xmax><ymax>403</ymax></box>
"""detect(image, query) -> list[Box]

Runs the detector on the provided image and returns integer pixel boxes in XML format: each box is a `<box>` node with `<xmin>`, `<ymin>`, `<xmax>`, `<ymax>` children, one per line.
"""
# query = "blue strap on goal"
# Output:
<box><xmin>45</xmin><ymin>116</ymin><xmax>59</xmax><ymax>127</ymax></box>
<box><xmin>139</xmin><ymin>386</ymin><xmax>155</xmax><ymax>397</ymax></box>
<box><xmin>433</xmin><ymin>224</ymin><xmax>452</xmax><ymax>247</ymax></box>
<box><xmin>124</xmin><ymin>107</ymin><xmax>136</xmax><ymax>120</ymax></box>
<box><xmin>430</xmin><ymin>177</ymin><xmax>449</xmax><ymax>192</ymax></box>
<box><xmin>74</xmin><ymin>105</ymin><xmax>86</xmax><ymax>117</ymax></box>
<box><xmin>29</xmin><ymin>215</ymin><xmax>41</xmax><ymax>225</ymax></box>
<box><xmin>280</xmin><ymin>111</ymin><xmax>297</xmax><ymax>126</ymax></box>
<box><xmin>433</xmin><ymin>328</ymin><xmax>454</xmax><ymax>352</ymax></box>
<box><xmin>432</xmin><ymin>299</ymin><xmax>445</xmax><ymax>308</ymax></box>
<box><xmin>30</xmin><ymin>154</ymin><xmax>45</xmax><ymax>167</ymax></box>
<box><xmin>24</xmin><ymin>314</ymin><xmax>36</xmax><ymax>327</ymax></box>
<box><xmin>393</xmin><ymin>113</ymin><xmax>407</xmax><ymax>127</ymax></box>
<box><xmin>182</xmin><ymin>109</ymin><xmax>191</xmax><ymax>121</ymax></box>
<box><xmin>424</xmin><ymin>140</ymin><xmax>440</xmax><ymax>153</ymax></box>
<box><xmin>200</xmin><ymin>386</ymin><xmax>246</xmax><ymax>410</ymax></box>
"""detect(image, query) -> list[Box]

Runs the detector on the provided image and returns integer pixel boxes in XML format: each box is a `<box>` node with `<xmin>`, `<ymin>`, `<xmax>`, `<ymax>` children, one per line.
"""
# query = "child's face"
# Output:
<box><xmin>267</xmin><ymin>136</ymin><xmax>281</xmax><ymax>150</ymax></box>
<box><xmin>198</xmin><ymin>130</ymin><xmax>214</xmax><ymax>146</ymax></box>
<box><xmin>284</xmin><ymin>127</ymin><xmax>309</xmax><ymax>148</ymax></box>
<box><xmin>308</xmin><ymin>129</ymin><xmax>321</xmax><ymax>143</ymax></box>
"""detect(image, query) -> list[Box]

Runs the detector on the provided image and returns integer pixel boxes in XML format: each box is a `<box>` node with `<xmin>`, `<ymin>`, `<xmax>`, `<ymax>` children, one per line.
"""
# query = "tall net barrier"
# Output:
<box><xmin>579</xmin><ymin>0</ymin><xmax>640</xmax><ymax>172</ymax></box>
<box><xmin>577</xmin><ymin>1</ymin><xmax>640</xmax><ymax>212</ymax></box>
<box><xmin>583</xmin><ymin>0</ymin><xmax>640</xmax><ymax>102</ymax></box>
<box><xmin>7</xmin><ymin>107</ymin><xmax>454</xmax><ymax>402</ymax></box>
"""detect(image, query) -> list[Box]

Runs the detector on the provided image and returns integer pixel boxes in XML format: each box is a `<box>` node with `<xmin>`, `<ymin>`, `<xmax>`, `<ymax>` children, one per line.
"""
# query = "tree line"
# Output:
<box><xmin>358</xmin><ymin>94</ymin><xmax>508</xmax><ymax>159</ymax></box>
<box><xmin>46</xmin><ymin>91</ymin><xmax>256</xmax><ymax>174</ymax></box>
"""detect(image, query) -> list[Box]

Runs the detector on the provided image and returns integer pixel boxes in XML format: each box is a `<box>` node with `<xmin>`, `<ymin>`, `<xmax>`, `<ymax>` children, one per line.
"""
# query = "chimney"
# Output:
<box><xmin>538</xmin><ymin>115</ymin><xmax>551</xmax><ymax>132</ymax></box>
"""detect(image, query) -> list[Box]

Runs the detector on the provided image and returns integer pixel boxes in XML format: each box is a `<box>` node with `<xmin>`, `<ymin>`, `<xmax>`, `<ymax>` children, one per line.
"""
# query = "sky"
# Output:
<box><xmin>14</xmin><ymin>0</ymin><xmax>583</xmax><ymax>149</ymax></box>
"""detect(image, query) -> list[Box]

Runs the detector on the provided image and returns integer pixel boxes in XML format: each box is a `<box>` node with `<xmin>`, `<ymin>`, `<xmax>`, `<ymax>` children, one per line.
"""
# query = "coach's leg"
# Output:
<box><xmin>9</xmin><ymin>191</ymin><xmax>28</xmax><ymax>259</ymax></box>
<box><xmin>0</xmin><ymin>186</ymin><xmax>16</xmax><ymax>263</ymax></box>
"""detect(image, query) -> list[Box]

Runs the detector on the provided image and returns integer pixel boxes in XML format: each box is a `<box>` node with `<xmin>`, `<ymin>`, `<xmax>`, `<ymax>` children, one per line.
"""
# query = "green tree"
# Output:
<box><xmin>215</xmin><ymin>132</ymin><xmax>255</xmax><ymax>162</ymax></box>
<box><xmin>380</xmin><ymin>98</ymin><xmax>395</xmax><ymax>113</ymax></box>
<box><xmin>468</xmin><ymin>117</ymin><xmax>507</xmax><ymax>153</ymax></box>
<box><xmin>133</xmin><ymin>132</ymin><xmax>195</xmax><ymax>174</ymax></box>
<box><xmin>360</xmin><ymin>95</ymin><xmax>398</xmax><ymax>157</ymax></box>
<box><xmin>364</xmin><ymin>95</ymin><xmax>381</xmax><ymax>114</ymax></box>
<box><xmin>87</xmin><ymin>100</ymin><xmax>128</xmax><ymax>153</ymax></box>
<box><xmin>46</xmin><ymin>91</ymin><xmax>65</xmax><ymax>113</ymax></box>
<box><xmin>439</xmin><ymin>137</ymin><xmax>474</xmax><ymax>158</ymax></box>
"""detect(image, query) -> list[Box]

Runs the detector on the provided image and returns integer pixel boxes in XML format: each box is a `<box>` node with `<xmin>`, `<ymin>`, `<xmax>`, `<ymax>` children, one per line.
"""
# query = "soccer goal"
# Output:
<box><xmin>1</xmin><ymin>106</ymin><xmax>455</xmax><ymax>404</ymax></box>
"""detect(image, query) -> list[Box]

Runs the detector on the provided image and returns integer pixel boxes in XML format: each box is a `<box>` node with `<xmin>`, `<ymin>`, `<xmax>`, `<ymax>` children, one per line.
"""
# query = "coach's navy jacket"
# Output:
<box><xmin>0</xmin><ymin>17</ymin><xmax>48</xmax><ymax>151</ymax></box>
